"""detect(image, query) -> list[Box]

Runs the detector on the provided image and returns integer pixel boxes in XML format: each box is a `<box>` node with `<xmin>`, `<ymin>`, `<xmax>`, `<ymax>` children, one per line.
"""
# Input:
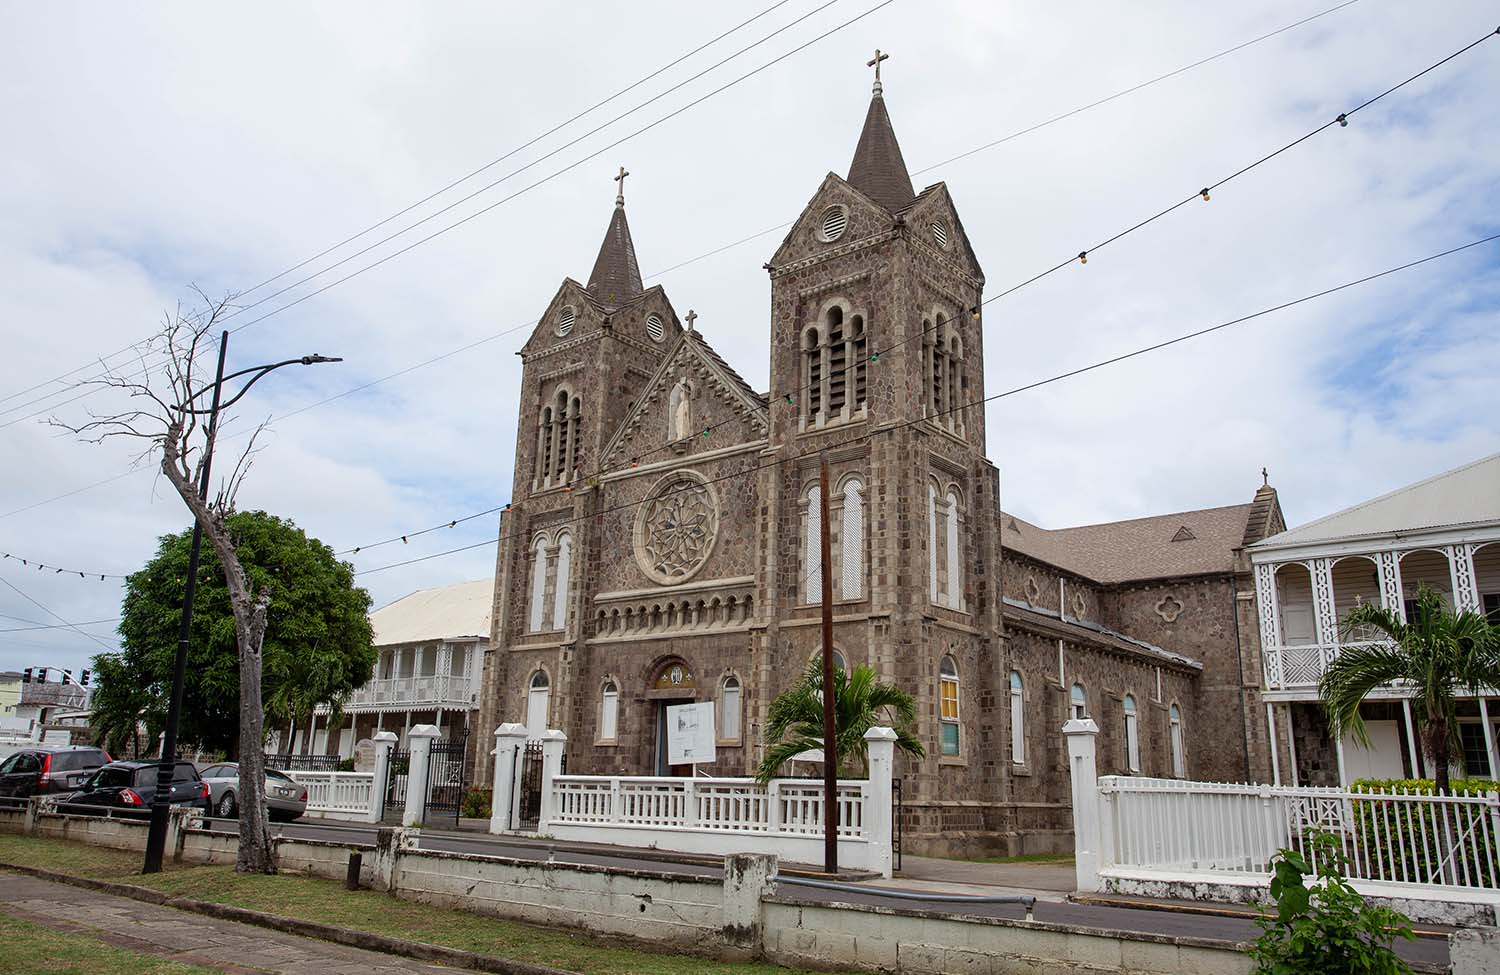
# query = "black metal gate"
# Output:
<box><xmin>892</xmin><ymin>777</ymin><xmax>904</xmax><ymax>873</ymax></box>
<box><xmin>513</xmin><ymin>740</ymin><xmax>544</xmax><ymax>831</ymax></box>
<box><xmin>426</xmin><ymin>734</ymin><xmax>469</xmax><ymax>827</ymax></box>
<box><xmin>383</xmin><ymin>748</ymin><xmax>410</xmax><ymax>821</ymax></box>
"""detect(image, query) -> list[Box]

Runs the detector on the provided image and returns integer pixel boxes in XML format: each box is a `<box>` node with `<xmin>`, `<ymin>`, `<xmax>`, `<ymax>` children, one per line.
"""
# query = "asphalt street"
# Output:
<box><xmin>216</xmin><ymin>818</ymin><xmax>1448</xmax><ymax>970</ymax></box>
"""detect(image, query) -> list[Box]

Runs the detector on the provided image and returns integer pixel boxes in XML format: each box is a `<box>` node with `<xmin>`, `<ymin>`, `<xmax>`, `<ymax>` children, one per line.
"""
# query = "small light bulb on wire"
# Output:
<box><xmin>1078</xmin><ymin>251</ymin><xmax>1088</xmax><ymax>265</ymax></box>
<box><xmin>1336</xmin><ymin>113</ymin><xmax>1348</xmax><ymax>128</ymax></box>
<box><xmin>1200</xmin><ymin>188</ymin><xmax>1210</xmax><ymax>202</ymax></box>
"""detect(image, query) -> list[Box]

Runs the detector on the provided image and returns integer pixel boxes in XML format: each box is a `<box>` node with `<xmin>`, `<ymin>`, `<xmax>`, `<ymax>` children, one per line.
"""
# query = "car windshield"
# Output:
<box><xmin>0</xmin><ymin>754</ymin><xmax>19</xmax><ymax>774</ymax></box>
<box><xmin>266</xmin><ymin>769</ymin><xmax>294</xmax><ymax>783</ymax></box>
<box><xmin>172</xmin><ymin>762</ymin><xmax>198</xmax><ymax>782</ymax></box>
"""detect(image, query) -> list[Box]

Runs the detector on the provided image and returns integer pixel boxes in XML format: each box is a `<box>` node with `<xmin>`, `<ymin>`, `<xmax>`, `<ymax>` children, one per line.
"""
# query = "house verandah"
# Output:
<box><xmin>1249</xmin><ymin>452</ymin><xmax>1500</xmax><ymax>787</ymax></box>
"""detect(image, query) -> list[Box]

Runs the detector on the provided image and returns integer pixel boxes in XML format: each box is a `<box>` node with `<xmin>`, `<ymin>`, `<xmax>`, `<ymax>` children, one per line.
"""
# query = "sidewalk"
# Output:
<box><xmin>0</xmin><ymin>872</ymin><xmax>459</xmax><ymax>975</ymax></box>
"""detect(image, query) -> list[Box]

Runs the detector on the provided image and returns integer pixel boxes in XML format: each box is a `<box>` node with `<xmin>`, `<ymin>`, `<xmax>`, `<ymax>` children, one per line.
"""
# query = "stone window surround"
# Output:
<box><xmin>797</xmin><ymin>473</ymin><xmax>868</xmax><ymax>607</ymax></box>
<box><xmin>525</xmin><ymin>527</ymin><xmax>573</xmax><ymax>636</ymax></box>
<box><xmin>939</xmin><ymin>653</ymin><xmax>962</xmax><ymax>763</ymax></box>
<box><xmin>717</xmin><ymin>670</ymin><xmax>744</xmax><ymax>747</ymax></box>
<box><xmin>799</xmin><ymin>296</ymin><xmax>869</xmax><ymax>432</ymax></box>
<box><xmin>928</xmin><ymin>478</ymin><xmax>967</xmax><ymax>614</ymax></box>
<box><xmin>597</xmin><ymin>676</ymin><xmax>621</xmax><ymax>746</ymax></box>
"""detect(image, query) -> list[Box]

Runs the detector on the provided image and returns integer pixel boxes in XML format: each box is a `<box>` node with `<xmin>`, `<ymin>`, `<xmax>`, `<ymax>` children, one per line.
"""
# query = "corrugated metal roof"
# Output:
<box><xmin>1252</xmin><ymin>452</ymin><xmax>1500</xmax><ymax>550</ymax></box>
<box><xmin>370</xmin><ymin>578</ymin><xmax>493</xmax><ymax>646</ymax></box>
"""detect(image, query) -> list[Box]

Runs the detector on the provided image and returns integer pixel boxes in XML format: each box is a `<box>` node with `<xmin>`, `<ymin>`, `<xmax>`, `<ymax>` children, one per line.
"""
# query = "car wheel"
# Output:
<box><xmin>217</xmin><ymin>792</ymin><xmax>237</xmax><ymax>818</ymax></box>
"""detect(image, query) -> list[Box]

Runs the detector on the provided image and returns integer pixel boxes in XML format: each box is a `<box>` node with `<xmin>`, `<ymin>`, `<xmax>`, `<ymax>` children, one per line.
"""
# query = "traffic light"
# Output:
<box><xmin>36</xmin><ymin>668</ymin><xmax>47</xmax><ymax>684</ymax></box>
<box><xmin>21</xmin><ymin>668</ymin><xmax>31</xmax><ymax>683</ymax></box>
<box><xmin>80</xmin><ymin>669</ymin><xmax>91</xmax><ymax>687</ymax></box>
<box><xmin>62</xmin><ymin>669</ymin><xmax>72</xmax><ymax>685</ymax></box>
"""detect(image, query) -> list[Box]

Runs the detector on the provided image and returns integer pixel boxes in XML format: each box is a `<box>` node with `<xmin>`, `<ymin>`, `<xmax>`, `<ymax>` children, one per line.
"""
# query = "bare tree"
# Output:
<box><xmin>54</xmin><ymin>292</ymin><xmax>276</xmax><ymax>873</ymax></box>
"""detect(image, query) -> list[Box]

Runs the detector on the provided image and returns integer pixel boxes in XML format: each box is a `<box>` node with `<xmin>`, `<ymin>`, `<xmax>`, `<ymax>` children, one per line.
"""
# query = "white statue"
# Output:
<box><xmin>669</xmin><ymin>378</ymin><xmax>692</xmax><ymax>441</ymax></box>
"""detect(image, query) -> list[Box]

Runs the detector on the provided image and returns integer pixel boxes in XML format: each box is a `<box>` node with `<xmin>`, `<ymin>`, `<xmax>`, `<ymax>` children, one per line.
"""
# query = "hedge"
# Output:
<box><xmin>1347</xmin><ymin>778</ymin><xmax>1499</xmax><ymax>887</ymax></box>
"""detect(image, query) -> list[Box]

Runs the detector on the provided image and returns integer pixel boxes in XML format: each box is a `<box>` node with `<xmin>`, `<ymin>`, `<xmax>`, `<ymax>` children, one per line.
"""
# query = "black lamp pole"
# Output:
<box><xmin>141</xmin><ymin>331</ymin><xmax>340</xmax><ymax>874</ymax></box>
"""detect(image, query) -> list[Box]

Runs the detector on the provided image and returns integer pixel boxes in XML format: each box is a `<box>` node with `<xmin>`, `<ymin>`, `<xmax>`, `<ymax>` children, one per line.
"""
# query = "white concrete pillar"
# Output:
<box><xmin>863</xmin><ymin>726</ymin><xmax>896</xmax><ymax>879</ymax></box>
<box><xmin>1335</xmin><ymin>730</ymin><xmax>1348</xmax><ymax>788</ymax></box>
<box><xmin>1064</xmin><ymin>717</ymin><xmax>1103</xmax><ymax>893</ymax></box>
<box><xmin>403</xmin><ymin>724</ymin><xmax>441</xmax><ymax>828</ymax></box>
<box><xmin>722</xmin><ymin>853</ymin><xmax>777</xmax><ymax>957</ymax></box>
<box><xmin>1481</xmin><ymin>698</ymin><xmax>1498</xmax><ymax>781</ymax></box>
<box><xmin>489</xmin><ymin>722</ymin><xmax>528</xmax><ymax>834</ymax></box>
<box><xmin>536</xmin><ymin>729</ymin><xmax>567</xmax><ymax>832</ymax></box>
<box><xmin>369</xmin><ymin>730</ymin><xmax>398</xmax><ymax>824</ymax></box>
<box><xmin>1402</xmin><ymin>699</ymin><xmax>1422</xmax><ymax>778</ymax></box>
<box><xmin>1266</xmin><ymin>702</ymin><xmax>1282</xmax><ymax>786</ymax></box>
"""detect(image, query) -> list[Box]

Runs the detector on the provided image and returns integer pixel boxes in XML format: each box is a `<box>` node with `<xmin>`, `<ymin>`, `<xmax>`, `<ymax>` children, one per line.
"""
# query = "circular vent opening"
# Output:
<box><xmin>557</xmin><ymin>307</ymin><xmax>576</xmax><ymax>336</ymax></box>
<box><xmin>820</xmin><ymin>205</ymin><xmax>848</xmax><ymax>242</ymax></box>
<box><xmin>646</xmin><ymin>313</ymin><xmax>665</xmax><ymax>342</ymax></box>
<box><xmin>931</xmin><ymin>222</ymin><xmax>949</xmax><ymax>249</ymax></box>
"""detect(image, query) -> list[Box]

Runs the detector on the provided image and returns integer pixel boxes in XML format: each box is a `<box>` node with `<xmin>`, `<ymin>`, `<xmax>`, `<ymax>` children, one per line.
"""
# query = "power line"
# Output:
<box><xmin>0</xmin><ymin>0</ymin><xmax>801</xmax><ymax>410</ymax></box>
<box><xmin>0</xmin><ymin>572</ymin><xmax>116</xmax><ymax>651</ymax></box>
<box><xmin>0</xmin><ymin>618</ymin><xmax>119</xmax><ymax>634</ymax></box>
<box><xmin>0</xmin><ymin>0</ymin><xmax>877</xmax><ymax>427</ymax></box>
<box><xmin>351</xmin><ymin>230</ymin><xmax>1500</xmax><ymax>577</ymax></box>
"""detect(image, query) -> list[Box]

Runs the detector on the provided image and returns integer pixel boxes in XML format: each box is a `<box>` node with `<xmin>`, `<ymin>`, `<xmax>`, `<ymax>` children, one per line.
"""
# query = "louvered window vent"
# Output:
<box><xmin>646</xmin><ymin>313</ymin><xmax>665</xmax><ymax>342</ymax></box>
<box><xmin>821</xmin><ymin>205</ymin><xmax>848</xmax><ymax>242</ymax></box>
<box><xmin>557</xmin><ymin>307</ymin><xmax>576</xmax><ymax>336</ymax></box>
<box><xmin>932</xmin><ymin>222</ymin><xmax>949</xmax><ymax>249</ymax></box>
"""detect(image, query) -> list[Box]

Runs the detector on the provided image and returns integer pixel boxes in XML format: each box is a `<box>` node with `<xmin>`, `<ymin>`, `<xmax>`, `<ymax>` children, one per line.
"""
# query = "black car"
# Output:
<box><xmin>0</xmin><ymin>746</ymin><xmax>112</xmax><ymax>798</ymax></box>
<box><xmin>60</xmin><ymin>760</ymin><xmax>210</xmax><ymax>816</ymax></box>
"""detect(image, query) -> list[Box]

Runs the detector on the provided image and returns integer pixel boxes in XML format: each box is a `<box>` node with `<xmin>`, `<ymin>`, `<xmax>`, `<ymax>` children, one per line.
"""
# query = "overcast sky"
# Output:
<box><xmin>2</xmin><ymin>1</ymin><xmax>1497</xmax><ymax>678</ymax></box>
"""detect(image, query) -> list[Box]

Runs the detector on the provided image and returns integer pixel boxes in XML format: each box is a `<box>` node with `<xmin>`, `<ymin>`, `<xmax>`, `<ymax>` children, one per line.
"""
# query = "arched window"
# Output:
<box><xmin>840</xmin><ymin>477</ymin><xmax>865</xmax><ymax>600</ymax></box>
<box><xmin>526</xmin><ymin>670</ymin><xmax>550</xmax><ymax>736</ymax></box>
<box><xmin>720</xmin><ymin>675</ymin><xmax>742</xmax><ymax>742</ymax></box>
<box><xmin>1170</xmin><ymin>704</ymin><xmax>1185</xmax><ymax>777</ymax></box>
<box><xmin>939</xmin><ymin>656</ymin><xmax>960</xmax><ymax>756</ymax></box>
<box><xmin>804</xmin><ymin>327</ymin><xmax>822</xmax><ymax>421</ymax></box>
<box><xmin>803</xmin><ymin>307</ymin><xmax>867</xmax><ymax>425</ymax></box>
<box><xmin>527</xmin><ymin>535</ymin><xmax>549</xmax><ymax>633</ymax></box>
<box><xmin>1123</xmin><ymin>694</ymin><xmax>1140</xmax><ymax>773</ymax></box>
<box><xmin>551</xmin><ymin>530</ymin><xmax>573</xmax><ymax>631</ymax></box>
<box><xmin>1009</xmin><ymin>671</ymin><xmax>1025</xmax><ymax>766</ymax></box>
<box><xmin>945</xmin><ymin>489</ymin><xmax>963</xmax><ymax>611</ymax></box>
<box><xmin>929</xmin><ymin>315</ymin><xmax>947</xmax><ymax>419</ymax></box>
<box><xmin>804</xmin><ymin>483</ymin><xmax>822</xmax><ymax>603</ymax></box>
<box><xmin>536</xmin><ymin>405</ymin><xmax>554</xmax><ymax>486</ymax></box>
<box><xmin>928</xmin><ymin>483</ymin><xmax>940</xmax><ymax>603</ymax></box>
<box><xmin>827</xmin><ymin>307</ymin><xmax>846</xmax><ymax>415</ymax></box>
<box><xmin>1070</xmin><ymin>683</ymin><xmax>1087</xmax><ymax>721</ymax></box>
<box><xmin>833</xmin><ymin>649</ymin><xmax>847</xmax><ymax>672</ymax></box>
<box><xmin>851</xmin><ymin>315</ymin><xmax>867</xmax><ymax>408</ymax></box>
<box><xmin>599</xmin><ymin>680</ymin><xmax>619</xmax><ymax>742</ymax></box>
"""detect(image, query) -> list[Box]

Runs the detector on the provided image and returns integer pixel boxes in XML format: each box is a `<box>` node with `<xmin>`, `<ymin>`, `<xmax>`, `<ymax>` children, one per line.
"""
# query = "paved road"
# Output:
<box><xmin>224</xmin><ymin>818</ymin><xmax>1448</xmax><ymax>971</ymax></box>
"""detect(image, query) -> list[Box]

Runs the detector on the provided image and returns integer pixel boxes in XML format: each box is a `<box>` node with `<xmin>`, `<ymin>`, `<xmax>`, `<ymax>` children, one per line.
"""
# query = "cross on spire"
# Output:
<box><xmin>1261</xmin><ymin>466</ymin><xmax>1270</xmax><ymax>487</ymax></box>
<box><xmin>867</xmin><ymin>48</ymin><xmax>889</xmax><ymax>95</ymax></box>
<box><xmin>614</xmin><ymin>166</ymin><xmax>629</xmax><ymax>207</ymax></box>
<box><xmin>685</xmin><ymin>309</ymin><xmax>697</xmax><ymax>332</ymax></box>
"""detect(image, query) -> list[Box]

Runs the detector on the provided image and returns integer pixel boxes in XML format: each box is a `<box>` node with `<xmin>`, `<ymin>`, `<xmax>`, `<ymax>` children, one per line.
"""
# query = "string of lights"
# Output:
<box><xmin>0</xmin><ymin>551</ymin><xmax>128</xmax><ymax>581</ymax></box>
<box><xmin>351</xmin><ymin>230</ymin><xmax>1500</xmax><ymax>578</ymax></box>
<box><xmin>241</xmin><ymin>23</ymin><xmax>1500</xmax><ymax>563</ymax></box>
<box><xmin>0</xmin><ymin>0</ymin><xmax>801</xmax><ymax>411</ymax></box>
<box><xmin>0</xmin><ymin>0</ymin><xmax>894</xmax><ymax>429</ymax></box>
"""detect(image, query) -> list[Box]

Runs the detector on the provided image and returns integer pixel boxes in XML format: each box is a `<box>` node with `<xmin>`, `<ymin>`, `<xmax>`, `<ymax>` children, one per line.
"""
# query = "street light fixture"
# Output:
<box><xmin>142</xmin><ymin>330</ymin><xmax>341</xmax><ymax>874</ymax></box>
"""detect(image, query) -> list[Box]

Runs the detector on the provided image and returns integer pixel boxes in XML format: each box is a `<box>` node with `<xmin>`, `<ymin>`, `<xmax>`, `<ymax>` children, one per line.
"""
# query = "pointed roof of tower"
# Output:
<box><xmin>847</xmin><ymin>54</ymin><xmax>915</xmax><ymax>213</ymax></box>
<box><xmin>586</xmin><ymin>167</ymin><xmax>644</xmax><ymax>306</ymax></box>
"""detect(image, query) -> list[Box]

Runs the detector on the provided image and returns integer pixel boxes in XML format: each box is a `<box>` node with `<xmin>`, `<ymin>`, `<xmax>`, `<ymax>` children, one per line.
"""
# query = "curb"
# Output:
<box><xmin>0</xmin><ymin>861</ymin><xmax>571</xmax><ymax>975</ymax></box>
<box><xmin>1069</xmin><ymin>892</ymin><xmax>1451</xmax><ymax>941</ymax></box>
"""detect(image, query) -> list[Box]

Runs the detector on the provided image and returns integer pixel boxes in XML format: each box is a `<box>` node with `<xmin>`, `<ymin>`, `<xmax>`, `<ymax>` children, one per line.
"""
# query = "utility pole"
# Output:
<box><xmin>818</xmin><ymin>451</ymin><xmax>838</xmax><ymax>874</ymax></box>
<box><xmin>143</xmin><ymin>331</ymin><xmax>228</xmax><ymax>874</ymax></box>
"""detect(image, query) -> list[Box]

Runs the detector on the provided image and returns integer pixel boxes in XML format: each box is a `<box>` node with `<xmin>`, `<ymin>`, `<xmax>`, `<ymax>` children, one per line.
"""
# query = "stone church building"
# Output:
<box><xmin>475</xmin><ymin>70</ymin><xmax>1288</xmax><ymax>856</ymax></box>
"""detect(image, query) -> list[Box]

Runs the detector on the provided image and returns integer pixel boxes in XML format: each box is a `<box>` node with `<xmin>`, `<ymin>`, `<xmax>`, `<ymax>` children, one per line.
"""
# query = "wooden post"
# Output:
<box><xmin>819</xmin><ymin>451</ymin><xmax>838</xmax><ymax>874</ymax></box>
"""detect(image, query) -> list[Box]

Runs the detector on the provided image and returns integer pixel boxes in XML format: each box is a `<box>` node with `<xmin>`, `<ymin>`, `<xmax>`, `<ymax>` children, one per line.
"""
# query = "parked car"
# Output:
<box><xmin>59</xmin><ymin>760</ymin><xmax>209</xmax><ymax>816</ymax></box>
<box><xmin>198</xmin><ymin>762</ymin><xmax>308</xmax><ymax>821</ymax></box>
<box><xmin>0</xmin><ymin>746</ymin><xmax>111</xmax><ymax>798</ymax></box>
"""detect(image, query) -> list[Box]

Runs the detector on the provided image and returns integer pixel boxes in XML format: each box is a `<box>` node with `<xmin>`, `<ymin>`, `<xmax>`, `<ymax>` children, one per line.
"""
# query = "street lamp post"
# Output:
<box><xmin>141</xmin><ymin>330</ymin><xmax>340</xmax><ymax>874</ymax></box>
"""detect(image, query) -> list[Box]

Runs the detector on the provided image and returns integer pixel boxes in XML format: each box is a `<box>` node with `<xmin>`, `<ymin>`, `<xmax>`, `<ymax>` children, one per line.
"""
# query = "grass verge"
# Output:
<box><xmin>0</xmin><ymin>834</ymin><xmax>844</xmax><ymax>975</ymax></box>
<box><xmin>0</xmin><ymin>913</ymin><xmax>219</xmax><ymax>975</ymax></box>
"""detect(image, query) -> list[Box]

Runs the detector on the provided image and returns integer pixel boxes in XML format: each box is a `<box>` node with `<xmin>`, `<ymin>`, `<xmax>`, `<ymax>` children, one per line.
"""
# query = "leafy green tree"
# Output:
<box><xmin>1249</xmin><ymin>831</ymin><xmax>1414</xmax><ymax>975</ymax></box>
<box><xmin>94</xmin><ymin>510</ymin><xmax>375</xmax><ymax>758</ymax></box>
<box><xmin>756</xmin><ymin>661</ymin><xmax>924</xmax><ymax>782</ymax></box>
<box><xmin>1320</xmin><ymin>585</ymin><xmax>1500</xmax><ymax>794</ymax></box>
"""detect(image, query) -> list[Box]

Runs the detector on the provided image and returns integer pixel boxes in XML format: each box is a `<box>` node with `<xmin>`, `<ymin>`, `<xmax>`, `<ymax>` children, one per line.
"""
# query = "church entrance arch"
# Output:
<box><xmin>646</xmin><ymin>658</ymin><xmax>698</xmax><ymax>776</ymax></box>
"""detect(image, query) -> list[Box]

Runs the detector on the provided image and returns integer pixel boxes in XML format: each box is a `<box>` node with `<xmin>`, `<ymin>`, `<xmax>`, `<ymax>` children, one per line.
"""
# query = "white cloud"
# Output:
<box><xmin>1</xmin><ymin>0</ymin><xmax>1497</xmax><ymax>675</ymax></box>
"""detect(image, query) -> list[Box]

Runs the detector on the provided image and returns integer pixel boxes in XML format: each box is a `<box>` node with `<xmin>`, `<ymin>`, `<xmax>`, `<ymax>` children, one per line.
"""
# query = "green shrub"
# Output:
<box><xmin>461</xmin><ymin>787</ymin><xmax>492</xmax><ymax>819</ymax></box>
<box><xmin>1249</xmin><ymin>831</ymin><xmax>1414</xmax><ymax>975</ymax></box>
<box><xmin>1349</xmin><ymin>778</ymin><xmax>1498</xmax><ymax>887</ymax></box>
<box><xmin>336</xmin><ymin>757</ymin><xmax>356</xmax><ymax>772</ymax></box>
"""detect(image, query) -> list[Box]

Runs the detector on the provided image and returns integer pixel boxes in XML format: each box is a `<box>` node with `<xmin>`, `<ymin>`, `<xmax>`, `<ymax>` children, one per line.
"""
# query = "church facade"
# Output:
<box><xmin>475</xmin><ymin>71</ymin><xmax>1288</xmax><ymax>856</ymax></box>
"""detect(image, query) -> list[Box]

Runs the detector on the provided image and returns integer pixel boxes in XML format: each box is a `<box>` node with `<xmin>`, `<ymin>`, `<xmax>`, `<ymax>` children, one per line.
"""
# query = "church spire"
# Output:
<box><xmin>586</xmin><ymin>166</ymin><xmax>643</xmax><ymax>306</ymax></box>
<box><xmin>847</xmin><ymin>49</ymin><xmax>915</xmax><ymax>213</ymax></box>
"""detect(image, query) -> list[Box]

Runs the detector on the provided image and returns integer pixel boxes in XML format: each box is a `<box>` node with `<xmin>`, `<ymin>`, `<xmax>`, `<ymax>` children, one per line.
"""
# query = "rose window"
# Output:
<box><xmin>635</xmin><ymin>473</ymin><xmax>719</xmax><ymax>584</ymax></box>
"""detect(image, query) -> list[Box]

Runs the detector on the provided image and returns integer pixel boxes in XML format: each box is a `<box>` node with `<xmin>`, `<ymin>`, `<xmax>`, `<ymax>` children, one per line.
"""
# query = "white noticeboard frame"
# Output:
<box><xmin>666</xmin><ymin>701</ymin><xmax>717</xmax><ymax>766</ymax></box>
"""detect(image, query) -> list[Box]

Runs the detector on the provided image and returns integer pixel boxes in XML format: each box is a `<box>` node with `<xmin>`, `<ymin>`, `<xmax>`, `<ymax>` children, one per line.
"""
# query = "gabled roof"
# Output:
<box><xmin>1252</xmin><ymin>451</ymin><xmax>1500</xmax><ymax>550</ymax></box>
<box><xmin>847</xmin><ymin>93</ymin><xmax>915</xmax><ymax>213</ymax></box>
<box><xmin>586</xmin><ymin>203</ymin><xmax>643</xmax><ymax>307</ymax></box>
<box><xmin>1003</xmin><ymin>504</ymin><xmax>1255</xmax><ymax>584</ymax></box>
<box><xmin>370</xmin><ymin>579</ymin><xmax>493</xmax><ymax>646</ymax></box>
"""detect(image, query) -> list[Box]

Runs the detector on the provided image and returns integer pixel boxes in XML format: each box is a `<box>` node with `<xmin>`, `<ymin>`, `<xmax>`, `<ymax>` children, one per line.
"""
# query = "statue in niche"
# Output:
<box><xmin>669</xmin><ymin>377</ymin><xmax>693</xmax><ymax>442</ymax></box>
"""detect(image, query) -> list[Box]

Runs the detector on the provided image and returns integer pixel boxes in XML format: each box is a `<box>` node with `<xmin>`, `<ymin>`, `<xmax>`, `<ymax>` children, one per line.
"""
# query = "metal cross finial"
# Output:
<box><xmin>614</xmin><ymin>166</ymin><xmax>629</xmax><ymax>207</ymax></box>
<box><xmin>1262</xmin><ymin>466</ymin><xmax>1270</xmax><ymax>486</ymax></box>
<box><xmin>685</xmin><ymin>309</ymin><xmax>697</xmax><ymax>332</ymax></box>
<box><xmin>867</xmin><ymin>48</ymin><xmax>889</xmax><ymax>94</ymax></box>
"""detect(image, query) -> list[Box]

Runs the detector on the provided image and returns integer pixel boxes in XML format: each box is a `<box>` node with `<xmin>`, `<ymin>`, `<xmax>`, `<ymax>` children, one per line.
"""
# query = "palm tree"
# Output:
<box><xmin>756</xmin><ymin>661</ymin><xmax>924</xmax><ymax>783</ymax></box>
<box><xmin>1320</xmin><ymin>585</ymin><xmax>1500</xmax><ymax>793</ymax></box>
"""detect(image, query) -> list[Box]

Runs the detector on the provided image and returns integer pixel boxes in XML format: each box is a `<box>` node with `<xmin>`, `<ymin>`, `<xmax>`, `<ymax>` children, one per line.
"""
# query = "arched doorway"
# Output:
<box><xmin>648</xmin><ymin>659</ymin><xmax>698</xmax><ymax>776</ymax></box>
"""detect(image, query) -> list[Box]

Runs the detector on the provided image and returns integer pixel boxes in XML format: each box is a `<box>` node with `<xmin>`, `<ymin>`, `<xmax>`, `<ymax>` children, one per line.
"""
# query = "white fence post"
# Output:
<box><xmin>489</xmin><ymin>723</ymin><xmax>527</xmax><ymax>834</ymax></box>
<box><xmin>537</xmin><ymin>729</ymin><xmax>567</xmax><ymax>833</ymax></box>
<box><xmin>369</xmin><ymin>731</ymin><xmax>398</xmax><ymax>824</ymax></box>
<box><xmin>1065</xmin><ymin>717</ymin><xmax>1103</xmax><ymax>893</ymax></box>
<box><xmin>403</xmin><ymin>724</ymin><xmax>440</xmax><ymax>828</ymax></box>
<box><xmin>863</xmin><ymin>727</ymin><xmax>896</xmax><ymax>879</ymax></box>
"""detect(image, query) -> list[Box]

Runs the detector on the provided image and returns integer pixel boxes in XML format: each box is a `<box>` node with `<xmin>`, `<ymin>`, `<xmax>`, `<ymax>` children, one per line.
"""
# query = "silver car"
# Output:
<box><xmin>198</xmin><ymin>762</ymin><xmax>308</xmax><ymax>821</ymax></box>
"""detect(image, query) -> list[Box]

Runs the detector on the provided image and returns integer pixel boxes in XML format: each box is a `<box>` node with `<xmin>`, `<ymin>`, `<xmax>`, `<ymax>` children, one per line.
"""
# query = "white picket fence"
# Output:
<box><xmin>552</xmin><ymin>776</ymin><xmax>868</xmax><ymax>838</ymax></box>
<box><xmin>289</xmin><ymin>771</ymin><xmax>378</xmax><ymax>823</ymax></box>
<box><xmin>1100</xmin><ymin>775</ymin><xmax>1500</xmax><ymax>892</ymax></box>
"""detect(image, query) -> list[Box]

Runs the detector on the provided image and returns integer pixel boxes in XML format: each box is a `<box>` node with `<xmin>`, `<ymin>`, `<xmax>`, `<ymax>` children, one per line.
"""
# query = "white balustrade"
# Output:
<box><xmin>1262</xmin><ymin>641</ymin><xmax>1382</xmax><ymax>690</ymax></box>
<box><xmin>289</xmin><ymin>771</ymin><xmax>377</xmax><ymax>823</ymax></box>
<box><xmin>1099</xmin><ymin>775</ymin><xmax>1500</xmax><ymax>892</ymax></box>
<box><xmin>337</xmin><ymin>675</ymin><xmax>473</xmax><ymax>709</ymax></box>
